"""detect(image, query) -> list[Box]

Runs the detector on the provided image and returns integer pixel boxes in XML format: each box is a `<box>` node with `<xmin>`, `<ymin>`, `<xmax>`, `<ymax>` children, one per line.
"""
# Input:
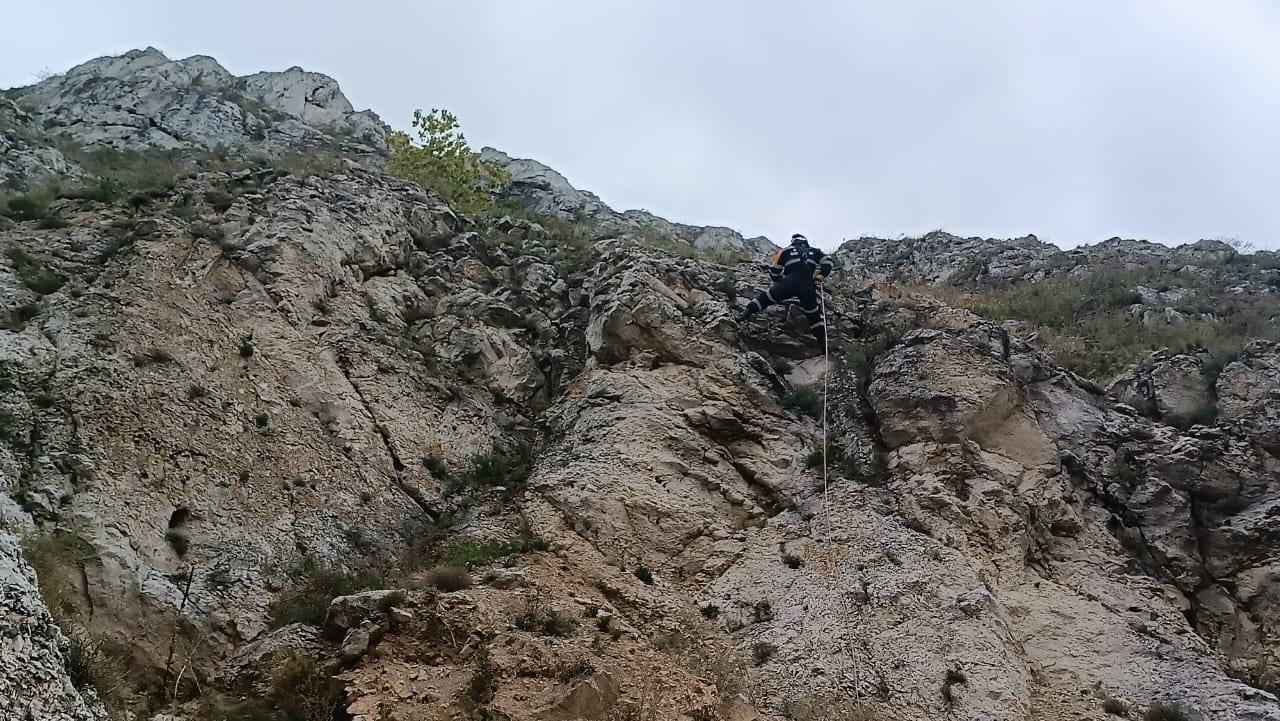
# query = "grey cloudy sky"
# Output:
<box><xmin>4</xmin><ymin>1</ymin><xmax>1279</xmax><ymax>250</ymax></box>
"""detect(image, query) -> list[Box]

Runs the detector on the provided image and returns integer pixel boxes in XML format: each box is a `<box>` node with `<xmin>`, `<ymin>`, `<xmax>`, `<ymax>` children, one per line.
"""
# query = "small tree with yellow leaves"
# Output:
<box><xmin>387</xmin><ymin>109</ymin><xmax>509</xmax><ymax>215</ymax></box>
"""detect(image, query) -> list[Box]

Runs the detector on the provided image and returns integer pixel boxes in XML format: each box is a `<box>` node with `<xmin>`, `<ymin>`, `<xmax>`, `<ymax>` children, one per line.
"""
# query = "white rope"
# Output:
<box><xmin>820</xmin><ymin>288</ymin><xmax>830</xmax><ymax>541</ymax></box>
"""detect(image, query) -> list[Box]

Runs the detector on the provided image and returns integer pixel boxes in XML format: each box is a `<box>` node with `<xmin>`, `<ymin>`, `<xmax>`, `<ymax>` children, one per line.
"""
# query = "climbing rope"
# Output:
<box><xmin>820</xmin><ymin>288</ymin><xmax>831</xmax><ymax>541</ymax></box>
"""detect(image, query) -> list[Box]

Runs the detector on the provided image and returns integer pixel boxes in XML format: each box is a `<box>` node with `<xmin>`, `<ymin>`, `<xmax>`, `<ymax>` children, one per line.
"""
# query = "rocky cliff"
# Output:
<box><xmin>1</xmin><ymin>49</ymin><xmax>1278</xmax><ymax>721</ymax></box>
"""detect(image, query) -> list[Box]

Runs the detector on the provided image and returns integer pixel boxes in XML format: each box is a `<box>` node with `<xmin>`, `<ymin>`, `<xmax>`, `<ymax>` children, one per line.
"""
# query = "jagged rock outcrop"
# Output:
<box><xmin>1219</xmin><ymin>341</ymin><xmax>1280</xmax><ymax>455</ymax></box>
<box><xmin>0</xmin><ymin>100</ymin><xmax>82</xmax><ymax>192</ymax></box>
<box><xmin>5</xmin><ymin>47</ymin><xmax>385</xmax><ymax>158</ymax></box>
<box><xmin>1</xmin><ymin>48</ymin><xmax>1278</xmax><ymax>721</ymax></box>
<box><xmin>835</xmin><ymin>230</ymin><xmax>1061</xmax><ymax>284</ymax></box>
<box><xmin>834</xmin><ymin>231</ymin><xmax>1266</xmax><ymax>300</ymax></box>
<box><xmin>0</xmin><ymin>529</ymin><xmax>108</xmax><ymax>721</ymax></box>
<box><xmin>1106</xmin><ymin>351</ymin><xmax>1215</xmax><ymax>425</ymax></box>
<box><xmin>483</xmin><ymin>148</ymin><xmax>776</xmax><ymax>258</ymax></box>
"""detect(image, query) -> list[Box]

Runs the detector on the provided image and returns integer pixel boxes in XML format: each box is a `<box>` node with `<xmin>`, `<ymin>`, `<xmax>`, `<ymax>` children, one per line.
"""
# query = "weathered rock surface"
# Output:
<box><xmin>484</xmin><ymin>147</ymin><xmax>776</xmax><ymax>257</ymax></box>
<box><xmin>6</xmin><ymin>47</ymin><xmax>385</xmax><ymax>156</ymax></box>
<box><xmin>0</xmin><ymin>100</ymin><xmax>82</xmax><ymax>191</ymax></box>
<box><xmin>1106</xmin><ymin>351</ymin><xmax>1215</xmax><ymax>425</ymax></box>
<box><xmin>1</xmin><ymin>48</ymin><xmax>1278</xmax><ymax>721</ymax></box>
<box><xmin>1219</xmin><ymin>341</ymin><xmax>1280</xmax><ymax>455</ymax></box>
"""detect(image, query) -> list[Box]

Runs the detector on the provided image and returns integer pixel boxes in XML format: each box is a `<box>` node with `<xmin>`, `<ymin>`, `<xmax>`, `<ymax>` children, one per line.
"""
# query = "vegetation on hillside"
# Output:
<box><xmin>387</xmin><ymin>109</ymin><xmax>510</xmax><ymax>215</ymax></box>
<box><xmin>924</xmin><ymin>257</ymin><xmax>1280</xmax><ymax>385</ymax></box>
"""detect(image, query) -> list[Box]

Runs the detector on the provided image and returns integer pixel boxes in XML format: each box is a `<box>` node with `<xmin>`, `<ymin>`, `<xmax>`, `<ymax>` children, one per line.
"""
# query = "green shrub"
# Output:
<box><xmin>377</xmin><ymin>590</ymin><xmax>407</xmax><ymax>612</ymax></box>
<box><xmin>751</xmin><ymin>641</ymin><xmax>777</xmax><ymax>666</ymax></box>
<box><xmin>94</xmin><ymin>235</ymin><xmax>135</xmax><ymax>265</ymax></box>
<box><xmin>805</xmin><ymin>447</ymin><xmax>824</xmax><ymax>468</ymax></box>
<box><xmin>422</xmin><ymin>455</ymin><xmax>449</xmax><ymax>478</ymax></box>
<box><xmin>267</xmin><ymin>557</ymin><xmax>389</xmax><ymax>629</ymax></box>
<box><xmin>441</xmin><ymin>529</ymin><xmax>547</xmax><ymax>569</ymax></box>
<box><xmin>843</xmin><ymin>333</ymin><xmax>899</xmax><ymax>392</ymax></box>
<box><xmin>462</xmin><ymin>442</ymin><xmax>534</xmax><ymax>489</ymax></box>
<box><xmin>5</xmin><ymin>247</ymin><xmax>65</xmax><ymax>295</ymax></box>
<box><xmin>782</xmin><ymin>553</ymin><xmax>804</xmax><ymax>569</ymax></box>
<box><xmin>0</xmin><ymin>408</ymin><xmax>22</xmax><ymax>446</ymax></box>
<box><xmin>36</xmin><ymin>214</ymin><xmax>68</xmax><ymax>229</ymax></box>
<box><xmin>541</xmin><ymin>609</ymin><xmax>577</xmax><ymax>637</ymax></box>
<box><xmin>4</xmin><ymin>194</ymin><xmax>48</xmax><ymax>220</ymax></box>
<box><xmin>62</xmin><ymin>625</ymin><xmax>128</xmax><ymax>713</ymax></box>
<box><xmin>712</xmin><ymin>275</ymin><xmax>738</xmax><ymax>301</ymax></box>
<box><xmin>204</xmin><ymin>654</ymin><xmax>343</xmax><ymax>721</ymax></box>
<box><xmin>424</xmin><ymin>565</ymin><xmax>473</xmax><ymax>592</ymax></box>
<box><xmin>276</xmin><ymin>151</ymin><xmax>342</xmax><ymax>179</ymax></box>
<box><xmin>60</xmin><ymin>178</ymin><xmax>123</xmax><ymax>203</ymax></box>
<box><xmin>387</xmin><ymin>108</ymin><xmax>510</xmax><ymax>215</ymax></box>
<box><xmin>781</xmin><ymin>384</ymin><xmax>823</xmax><ymax>419</ymax></box>
<box><xmin>928</xmin><ymin>266</ymin><xmax>1280</xmax><ymax>385</ymax></box>
<box><xmin>191</xmin><ymin>221</ymin><xmax>225</xmax><ymax>243</ymax></box>
<box><xmin>185</xmin><ymin>384</ymin><xmax>207</xmax><ymax>400</ymax></box>
<box><xmin>57</xmin><ymin>146</ymin><xmax>191</xmax><ymax>197</ymax></box>
<box><xmin>633</xmin><ymin>566</ymin><xmax>654</xmax><ymax>585</ymax></box>
<box><xmin>513</xmin><ymin>600</ymin><xmax>576</xmax><ymax>636</ymax></box>
<box><xmin>1168</xmin><ymin>402</ymin><xmax>1218</xmax><ymax>431</ymax></box>
<box><xmin>204</xmin><ymin>190</ymin><xmax>235</xmax><ymax>212</ymax></box>
<box><xmin>805</xmin><ymin>443</ymin><xmax>864</xmax><ymax>479</ymax></box>
<box><xmin>1113</xmin><ymin>456</ymin><xmax>1141</xmax><ymax>488</ymax></box>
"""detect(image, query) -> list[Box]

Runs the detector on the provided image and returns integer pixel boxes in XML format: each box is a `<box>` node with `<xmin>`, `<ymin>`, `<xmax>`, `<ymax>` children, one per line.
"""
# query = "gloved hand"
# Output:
<box><xmin>814</xmin><ymin>274</ymin><xmax>827</xmax><ymax>284</ymax></box>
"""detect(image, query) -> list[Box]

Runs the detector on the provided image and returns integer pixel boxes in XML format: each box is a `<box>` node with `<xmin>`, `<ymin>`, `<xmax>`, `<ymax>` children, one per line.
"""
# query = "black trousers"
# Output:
<box><xmin>743</xmin><ymin>274</ymin><xmax>826</xmax><ymax>344</ymax></box>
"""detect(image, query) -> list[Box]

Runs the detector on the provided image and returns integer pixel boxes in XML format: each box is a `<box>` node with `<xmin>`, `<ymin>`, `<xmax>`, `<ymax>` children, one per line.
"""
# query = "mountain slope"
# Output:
<box><xmin>0</xmin><ymin>49</ymin><xmax>1277</xmax><ymax>721</ymax></box>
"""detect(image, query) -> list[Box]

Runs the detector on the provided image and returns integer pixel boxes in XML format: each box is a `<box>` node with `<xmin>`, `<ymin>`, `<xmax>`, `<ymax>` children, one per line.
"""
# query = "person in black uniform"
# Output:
<box><xmin>737</xmin><ymin>233</ymin><xmax>833</xmax><ymax>345</ymax></box>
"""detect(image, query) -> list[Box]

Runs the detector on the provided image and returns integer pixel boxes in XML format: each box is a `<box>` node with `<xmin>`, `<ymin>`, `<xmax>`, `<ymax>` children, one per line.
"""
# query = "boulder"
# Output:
<box><xmin>1107</xmin><ymin>353</ymin><xmax>1214</xmax><ymax>426</ymax></box>
<box><xmin>1217</xmin><ymin>341</ymin><xmax>1280</xmax><ymax>454</ymax></box>
<box><xmin>324</xmin><ymin>589</ymin><xmax>404</xmax><ymax>639</ymax></box>
<box><xmin>869</xmin><ymin>329</ymin><xmax>1019</xmax><ymax>448</ymax></box>
<box><xmin>546</xmin><ymin>671</ymin><xmax>619</xmax><ymax>719</ymax></box>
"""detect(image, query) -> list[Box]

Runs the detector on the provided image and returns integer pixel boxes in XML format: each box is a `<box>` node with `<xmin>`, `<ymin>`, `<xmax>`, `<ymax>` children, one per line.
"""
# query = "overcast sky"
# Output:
<box><xmin>3</xmin><ymin>1</ymin><xmax>1279</xmax><ymax>249</ymax></box>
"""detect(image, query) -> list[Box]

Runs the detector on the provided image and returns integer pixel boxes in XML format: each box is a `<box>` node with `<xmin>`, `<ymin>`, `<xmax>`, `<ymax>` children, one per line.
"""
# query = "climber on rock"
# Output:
<box><xmin>738</xmin><ymin>233</ymin><xmax>834</xmax><ymax>346</ymax></box>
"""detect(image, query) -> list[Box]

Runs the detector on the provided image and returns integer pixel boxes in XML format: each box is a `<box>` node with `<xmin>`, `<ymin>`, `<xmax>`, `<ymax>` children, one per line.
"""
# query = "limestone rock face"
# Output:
<box><xmin>1219</xmin><ymin>341</ymin><xmax>1280</xmax><ymax>455</ymax></box>
<box><xmin>0</xmin><ymin>100</ymin><xmax>82</xmax><ymax>191</ymax></box>
<box><xmin>0</xmin><ymin>530</ymin><xmax>108</xmax><ymax>721</ymax></box>
<box><xmin>483</xmin><ymin>148</ymin><xmax>776</xmax><ymax>257</ymax></box>
<box><xmin>1</xmin><ymin>48</ymin><xmax>1279</xmax><ymax>721</ymax></box>
<box><xmin>1106</xmin><ymin>352</ymin><xmax>1214</xmax><ymax>425</ymax></box>
<box><xmin>8</xmin><ymin>47</ymin><xmax>385</xmax><ymax>154</ymax></box>
<box><xmin>240</xmin><ymin>67</ymin><xmax>386</xmax><ymax>144</ymax></box>
<box><xmin>868</xmin><ymin>328</ymin><xmax>1021</xmax><ymax>447</ymax></box>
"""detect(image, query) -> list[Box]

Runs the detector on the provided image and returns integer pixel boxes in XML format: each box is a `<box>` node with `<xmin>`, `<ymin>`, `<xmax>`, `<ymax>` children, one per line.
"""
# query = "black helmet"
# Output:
<box><xmin>791</xmin><ymin>233</ymin><xmax>809</xmax><ymax>246</ymax></box>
